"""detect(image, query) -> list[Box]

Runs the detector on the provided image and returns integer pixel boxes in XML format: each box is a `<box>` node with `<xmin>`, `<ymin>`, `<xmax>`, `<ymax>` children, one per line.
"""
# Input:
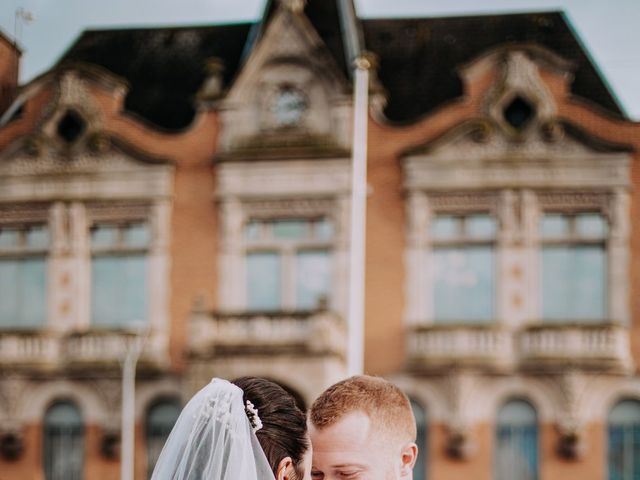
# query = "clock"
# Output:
<box><xmin>271</xmin><ymin>86</ymin><xmax>307</xmax><ymax>127</ymax></box>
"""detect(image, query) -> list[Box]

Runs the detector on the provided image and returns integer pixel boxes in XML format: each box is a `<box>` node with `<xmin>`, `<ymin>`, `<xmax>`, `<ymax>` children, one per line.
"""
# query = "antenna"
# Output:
<box><xmin>14</xmin><ymin>7</ymin><xmax>34</xmax><ymax>46</ymax></box>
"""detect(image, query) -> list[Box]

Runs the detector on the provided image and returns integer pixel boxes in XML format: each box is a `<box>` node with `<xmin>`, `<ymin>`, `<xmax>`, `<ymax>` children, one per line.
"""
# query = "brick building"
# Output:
<box><xmin>0</xmin><ymin>0</ymin><xmax>639</xmax><ymax>479</ymax></box>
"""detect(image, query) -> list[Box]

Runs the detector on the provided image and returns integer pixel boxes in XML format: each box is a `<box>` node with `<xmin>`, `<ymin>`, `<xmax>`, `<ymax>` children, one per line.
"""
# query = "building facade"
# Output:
<box><xmin>0</xmin><ymin>1</ymin><xmax>639</xmax><ymax>479</ymax></box>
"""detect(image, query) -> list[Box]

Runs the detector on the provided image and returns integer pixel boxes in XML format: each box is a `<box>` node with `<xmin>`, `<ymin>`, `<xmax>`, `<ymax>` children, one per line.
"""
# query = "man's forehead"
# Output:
<box><xmin>310</xmin><ymin>411</ymin><xmax>372</xmax><ymax>450</ymax></box>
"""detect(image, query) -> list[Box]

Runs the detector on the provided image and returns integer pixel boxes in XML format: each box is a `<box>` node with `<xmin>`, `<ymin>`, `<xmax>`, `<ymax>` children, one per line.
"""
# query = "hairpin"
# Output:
<box><xmin>245</xmin><ymin>400</ymin><xmax>263</xmax><ymax>433</ymax></box>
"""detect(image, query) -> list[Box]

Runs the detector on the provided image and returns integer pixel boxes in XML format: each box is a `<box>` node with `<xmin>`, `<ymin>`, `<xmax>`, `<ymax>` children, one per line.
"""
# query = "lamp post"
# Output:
<box><xmin>121</xmin><ymin>325</ymin><xmax>148</xmax><ymax>480</ymax></box>
<box><xmin>347</xmin><ymin>54</ymin><xmax>371</xmax><ymax>377</ymax></box>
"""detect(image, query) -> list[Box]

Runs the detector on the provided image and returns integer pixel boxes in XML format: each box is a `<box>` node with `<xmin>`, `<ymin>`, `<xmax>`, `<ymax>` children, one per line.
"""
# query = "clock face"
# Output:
<box><xmin>271</xmin><ymin>87</ymin><xmax>307</xmax><ymax>127</ymax></box>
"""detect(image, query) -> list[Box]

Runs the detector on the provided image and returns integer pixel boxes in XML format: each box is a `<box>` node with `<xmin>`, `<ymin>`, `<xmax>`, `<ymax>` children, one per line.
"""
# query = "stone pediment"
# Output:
<box><xmin>404</xmin><ymin>118</ymin><xmax>630</xmax><ymax>164</ymax></box>
<box><xmin>403</xmin><ymin>119</ymin><xmax>631</xmax><ymax>192</ymax></box>
<box><xmin>0</xmin><ymin>137</ymin><xmax>170</xmax><ymax>178</ymax></box>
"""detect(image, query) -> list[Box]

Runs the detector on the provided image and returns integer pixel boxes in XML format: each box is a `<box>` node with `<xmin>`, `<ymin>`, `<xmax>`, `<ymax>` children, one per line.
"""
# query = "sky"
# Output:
<box><xmin>0</xmin><ymin>0</ymin><xmax>638</xmax><ymax>119</ymax></box>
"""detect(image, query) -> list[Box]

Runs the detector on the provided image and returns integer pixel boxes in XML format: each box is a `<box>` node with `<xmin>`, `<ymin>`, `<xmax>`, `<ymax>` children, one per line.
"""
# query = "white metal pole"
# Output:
<box><xmin>347</xmin><ymin>55</ymin><xmax>370</xmax><ymax>377</ymax></box>
<box><xmin>121</xmin><ymin>335</ymin><xmax>143</xmax><ymax>480</ymax></box>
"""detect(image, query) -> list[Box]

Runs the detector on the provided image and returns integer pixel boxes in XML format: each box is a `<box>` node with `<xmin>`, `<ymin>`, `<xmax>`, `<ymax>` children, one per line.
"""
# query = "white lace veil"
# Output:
<box><xmin>150</xmin><ymin>378</ymin><xmax>275</xmax><ymax>480</ymax></box>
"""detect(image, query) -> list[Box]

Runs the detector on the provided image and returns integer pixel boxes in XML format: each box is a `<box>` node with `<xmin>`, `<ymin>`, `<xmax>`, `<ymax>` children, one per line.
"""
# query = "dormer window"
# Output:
<box><xmin>270</xmin><ymin>86</ymin><xmax>307</xmax><ymax>128</ymax></box>
<box><xmin>503</xmin><ymin>95</ymin><xmax>535</xmax><ymax>131</ymax></box>
<box><xmin>56</xmin><ymin>110</ymin><xmax>86</xmax><ymax>144</ymax></box>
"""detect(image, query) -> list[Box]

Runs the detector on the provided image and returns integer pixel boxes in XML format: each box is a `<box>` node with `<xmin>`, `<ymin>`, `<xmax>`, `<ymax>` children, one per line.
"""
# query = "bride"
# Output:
<box><xmin>150</xmin><ymin>376</ymin><xmax>311</xmax><ymax>480</ymax></box>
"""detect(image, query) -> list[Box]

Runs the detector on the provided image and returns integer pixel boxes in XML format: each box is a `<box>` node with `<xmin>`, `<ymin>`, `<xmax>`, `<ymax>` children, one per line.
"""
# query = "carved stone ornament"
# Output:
<box><xmin>0</xmin><ymin>431</ymin><xmax>24</xmax><ymax>461</ymax></box>
<box><xmin>485</xmin><ymin>50</ymin><xmax>557</xmax><ymax>138</ymax></box>
<box><xmin>445</xmin><ymin>424</ymin><xmax>476</xmax><ymax>460</ymax></box>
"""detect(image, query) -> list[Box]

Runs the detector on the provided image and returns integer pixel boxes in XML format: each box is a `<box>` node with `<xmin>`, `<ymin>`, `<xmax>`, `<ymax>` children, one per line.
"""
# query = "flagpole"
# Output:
<box><xmin>347</xmin><ymin>54</ymin><xmax>371</xmax><ymax>376</ymax></box>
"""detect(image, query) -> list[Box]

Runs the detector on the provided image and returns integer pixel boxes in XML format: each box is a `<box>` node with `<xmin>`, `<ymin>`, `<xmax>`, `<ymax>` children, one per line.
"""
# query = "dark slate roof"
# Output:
<box><xmin>56</xmin><ymin>10</ymin><xmax>624</xmax><ymax>130</ymax></box>
<box><xmin>58</xmin><ymin>24</ymin><xmax>252</xmax><ymax>130</ymax></box>
<box><xmin>362</xmin><ymin>11</ymin><xmax>625</xmax><ymax>123</ymax></box>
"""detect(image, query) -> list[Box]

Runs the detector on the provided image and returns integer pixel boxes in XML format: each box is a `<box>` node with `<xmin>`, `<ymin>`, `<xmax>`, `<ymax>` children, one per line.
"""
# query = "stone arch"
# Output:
<box><xmin>389</xmin><ymin>375</ymin><xmax>449</xmax><ymax>423</ymax></box>
<box><xmin>136</xmin><ymin>379</ymin><xmax>184</xmax><ymax>420</ymax></box>
<box><xmin>21</xmin><ymin>380</ymin><xmax>106</xmax><ymax>424</ymax></box>
<box><xmin>593</xmin><ymin>378</ymin><xmax>640</xmax><ymax>420</ymax></box>
<box><xmin>478</xmin><ymin>377</ymin><xmax>560</xmax><ymax>423</ymax></box>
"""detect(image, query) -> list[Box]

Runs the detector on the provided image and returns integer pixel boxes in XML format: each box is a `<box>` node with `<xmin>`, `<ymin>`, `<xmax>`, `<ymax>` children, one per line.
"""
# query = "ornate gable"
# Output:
<box><xmin>0</xmin><ymin>69</ymin><xmax>173</xmax><ymax>202</ymax></box>
<box><xmin>403</xmin><ymin>46</ymin><xmax>631</xmax><ymax>192</ymax></box>
<box><xmin>219</xmin><ymin>3</ymin><xmax>352</xmax><ymax>159</ymax></box>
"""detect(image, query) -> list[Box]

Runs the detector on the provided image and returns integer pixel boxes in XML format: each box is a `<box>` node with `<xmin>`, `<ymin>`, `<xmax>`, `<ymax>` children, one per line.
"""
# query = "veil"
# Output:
<box><xmin>150</xmin><ymin>378</ymin><xmax>275</xmax><ymax>480</ymax></box>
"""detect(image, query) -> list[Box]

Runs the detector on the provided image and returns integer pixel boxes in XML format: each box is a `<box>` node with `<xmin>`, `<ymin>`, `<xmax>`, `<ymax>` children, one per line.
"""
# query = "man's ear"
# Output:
<box><xmin>400</xmin><ymin>442</ymin><xmax>418</xmax><ymax>477</ymax></box>
<box><xmin>277</xmin><ymin>456</ymin><xmax>295</xmax><ymax>480</ymax></box>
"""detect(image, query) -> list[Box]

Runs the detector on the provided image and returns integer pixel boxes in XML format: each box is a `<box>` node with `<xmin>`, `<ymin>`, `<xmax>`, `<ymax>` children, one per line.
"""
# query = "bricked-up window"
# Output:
<box><xmin>91</xmin><ymin>222</ymin><xmax>149</xmax><ymax>327</ymax></box>
<box><xmin>495</xmin><ymin>400</ymin><xmax>538</xmax><ymax>480</ymax></box>
<box><xmin>244</xmin><ymin>218</ymin><xmax>333</xmax><ymax>311</ymax></box>
<box><xmin>146</xmin><ymin>399</ymin><xmax>181</xmax><ymax>479</ymax></box>
<box><xmin>430</xmin><ymin>214</ymin><xmax>496</xmax><ymax>322</ymax></box>
<box><xmin>0</xmin><ymin>224</ymin><xmax>48</xmax><ymax>328</ymax></box>
<box><xmin>410</xmin><ymin>399</ymin><xmax>428</xmax><ymax>480</ymax></box>
<box><xmin>540</xmin><ymin>213</ymin><xmax>607</xmax><ymax>321</ymax></box>
<box><xmin>608</xmin><ymin>399</ymin><xmax>640</xmax><ymax>480</ymax></box>
<box><xmin>43</xmin><ymin>401</ymin><xmax>84</xmax><ymax>480</ymax></box>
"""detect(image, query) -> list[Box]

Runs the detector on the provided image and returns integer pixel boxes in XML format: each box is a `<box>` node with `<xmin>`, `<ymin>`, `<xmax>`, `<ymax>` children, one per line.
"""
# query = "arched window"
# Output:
<box><xmin>410</xmin><ymin>399</ymin><xmax>428</xmax><ymax>480</ymax></box>
<box><xmin>146</xmin><ymin>399</ymin><xmax>181</xmax><ymax>478</ymax></box>
<box><xmin>608</xmin><ymin>399</ymin><xmax>640</xmax><ymax>480</ymax></box>
<box><xmin>495</xmin><ymin>399</ymin><xmax>538</xmax><ymax>480</ymax></box>
<box><xmin>43</xmin><ymin>401</ymin><xmax>84</xmax><ymax>480</ymax></box>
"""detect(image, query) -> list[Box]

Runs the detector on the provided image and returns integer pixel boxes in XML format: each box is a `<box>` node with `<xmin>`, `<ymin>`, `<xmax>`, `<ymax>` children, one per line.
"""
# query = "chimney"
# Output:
<box><xmin>0</xmin><ymin>32</ymin><xmax>21</xmax><ymax>116</ymax></box>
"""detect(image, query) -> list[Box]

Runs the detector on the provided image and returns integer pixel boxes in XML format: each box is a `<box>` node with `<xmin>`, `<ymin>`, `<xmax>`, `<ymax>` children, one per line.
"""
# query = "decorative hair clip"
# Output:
<box><xmin>245</xmin><ymin>400</ymin><xmax>263</xmax><ymax>433</ymax></box>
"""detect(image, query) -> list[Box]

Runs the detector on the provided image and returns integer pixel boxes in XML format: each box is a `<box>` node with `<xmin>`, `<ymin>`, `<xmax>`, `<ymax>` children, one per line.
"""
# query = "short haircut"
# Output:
<box><xmin>309</xmin><ymin>375</ymin><xmax>416</xmax><ymax>443</ymax></box>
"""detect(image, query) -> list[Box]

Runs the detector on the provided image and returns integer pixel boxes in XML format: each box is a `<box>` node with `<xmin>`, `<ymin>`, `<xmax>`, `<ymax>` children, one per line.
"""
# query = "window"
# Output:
<box><xmin>146</xmin><ymin>399</ymin><xmax>181</xmax><ymax>479</ymax></box>
<box><xmin>495</xmin><ymin>399</ymin><xmax>538</xmax><ymax>480</ymax></box>
<box><xmin>540</xmin><ymin>213</ymin><xmax>607</xmax><ymax>321</ymax></box>
<box><xmin>430</xmin><ymin>214</ymin><xmax>496</xmax><ymax>322</ymax></box>
<box><xmin>244</xmin><ymin>217</ymin><xmax>333</xmax><ymax>311</ymax></box>
<box><xmin>91</xmin><ymin>222</ymin><xmax>149</xmax><ymax>327</ymax></box>
<box><xmin>608</xmin><ymin>399</ymin><xmax>640</xmax><ymax>480</ymax></box>
<box><xmin>411</xmin><ymin>399</ymin><xmax>428</xmax><ymax>480</ymax></box>
<box><xmin>43</xmin><ymin>401</ymin><xmax>84</xmax><ymax>480</ymax></box>
<box><xmin>0</xmin><ymin>224</ymin><xmax>48</xmax><ymax>328</ymax></box>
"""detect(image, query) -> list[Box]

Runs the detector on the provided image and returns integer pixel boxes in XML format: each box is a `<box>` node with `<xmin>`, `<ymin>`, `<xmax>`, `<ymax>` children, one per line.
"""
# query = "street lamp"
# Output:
<box><xmin>120</xmin><ymin>323</ymin><xmax>148</xmax><ymax>480</ymax></box>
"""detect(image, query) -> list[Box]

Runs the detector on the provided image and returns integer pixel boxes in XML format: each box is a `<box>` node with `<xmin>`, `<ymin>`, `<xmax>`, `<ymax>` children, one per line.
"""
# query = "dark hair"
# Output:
<box><xmin>232</xmin><ymin>377</ymin><xmax>309</xmax><ymax>479</ymax></box>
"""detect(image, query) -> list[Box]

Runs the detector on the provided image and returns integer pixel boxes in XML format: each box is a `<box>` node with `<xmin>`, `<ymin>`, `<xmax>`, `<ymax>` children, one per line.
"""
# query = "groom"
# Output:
<box><xmin>308</xmin><ymin>375</ymin><xmax>418</xmax><ymax>480</ymax></box>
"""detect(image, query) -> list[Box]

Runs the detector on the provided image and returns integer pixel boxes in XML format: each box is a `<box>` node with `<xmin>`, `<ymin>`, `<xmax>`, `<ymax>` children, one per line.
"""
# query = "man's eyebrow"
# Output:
<box><xmin>330</xmin><ymin>463</ymin><xmax>367</xmax><ymax>469</ymax></box>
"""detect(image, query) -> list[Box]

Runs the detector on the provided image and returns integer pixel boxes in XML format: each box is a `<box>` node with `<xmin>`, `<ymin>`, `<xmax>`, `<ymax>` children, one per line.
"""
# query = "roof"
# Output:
<box><xmin>57</xmin><ymin>10</ymin><xmax>624</xmax><ymax>130</ymax></box>
<box><xmin>58</xmin><ymin>23</ymin><xmax>252</xmax><ymax>130</ymax></box>
<box><xmin>362</xmin><ymin>11</ymin><xmax>625</xmax><ymax>123</ymax></box>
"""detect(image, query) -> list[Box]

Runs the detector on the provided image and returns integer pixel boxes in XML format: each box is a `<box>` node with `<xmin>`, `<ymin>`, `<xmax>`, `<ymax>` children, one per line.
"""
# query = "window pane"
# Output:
<box><xmin>466</xmin><ymin>215</ymin><xmax>497</xmax><ymax>239</ymax></box>
<box><xmin>496</xmin><ymin>401</ymin><xmax>538</xmax><ymax>480</ymax></box>
<box><xmin>411</xmin><ymin>400</ymin><xmax>427</xmax><ymax>480</ymax></box>
<box><xmin>43</xmin><ymin>402</ymin><xmax>84</xmax><ymax>480</ymax></box>
<box><xmin>0</xmin><ymin>228</ymin><xmax>19</xmax><ymax>248</ymax></box>
<box><xmin>124</xmin><ymin>223</ymin><xmax>150</xmax><ymax>247</ymax></box>
<box><xmin>244</xmin><ymin>221</ymin><xmax>261</xmax><ymax>241</ymax></box>
<box><xmin>0</xmin><ymin>260</ymin><xmax>19</xmax><ymax>327</ymax></box>
<box><xmin>146</xmin><ymin>400</ymin><xmax>181</xmax><ymax>480</ymax></box>
<box><xmin>246</xmin><ymin>252</ymin><xmax>281</xmax><ymax>310</ymax></box>
<box><xmin>91</xmin><ymin>225</ymin><xmax>119</xmax><ymax>248</ymax></box>
<box><xmin>575</xmin><ymin>213</ymin><xmax>608</xmax><ymax>238</ymax></box>
<box><xmin>432</xmin><ymin>246</ymin><xmax>494</xmax><ymax>322</ymax></box>
<box><xmin>314</xmin><ymin>218</ymin><xmax>334</xmax><ymax>241</ymax></box>
<box><xmin>26</xmin><ymin>225</ymin><xmax>49</xmax><ymax>249</ymax></box>
<box><xmin>540</xmin><ymin>214</ymin><xmax>569</xmax><ymax>239</ymax></box>
<box><xmin>541</xmin><ymin>246</ymin><xmax>606</xmax><ymax>321</ymax></box>
<box><xmin>272</xmin><ymin>219</ymin><xmax>308</xmax><ymax>239</ymax></box>
<box><xmin>430</xmin><ymin>216</ymin><xmax>459</xmax><ymax>240</ymax></box>
<box><xmin>296</xmin><ymin>250</ymin><xmax>331</xmax><ymax>309</ymax></box>
<box><xmin>92</xmin><ymin>255</ymin><xmax>147</xmax><ymax>327</ymax></box>
<box><xmin>0</xmin><ymin>258</ymin><xmax>46</xmax><ymax>328</ymax></box>
<box><xmin>609</xmin><ymin>401</ymin><xmax>640</xmax><ymax>480</ymax></box>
